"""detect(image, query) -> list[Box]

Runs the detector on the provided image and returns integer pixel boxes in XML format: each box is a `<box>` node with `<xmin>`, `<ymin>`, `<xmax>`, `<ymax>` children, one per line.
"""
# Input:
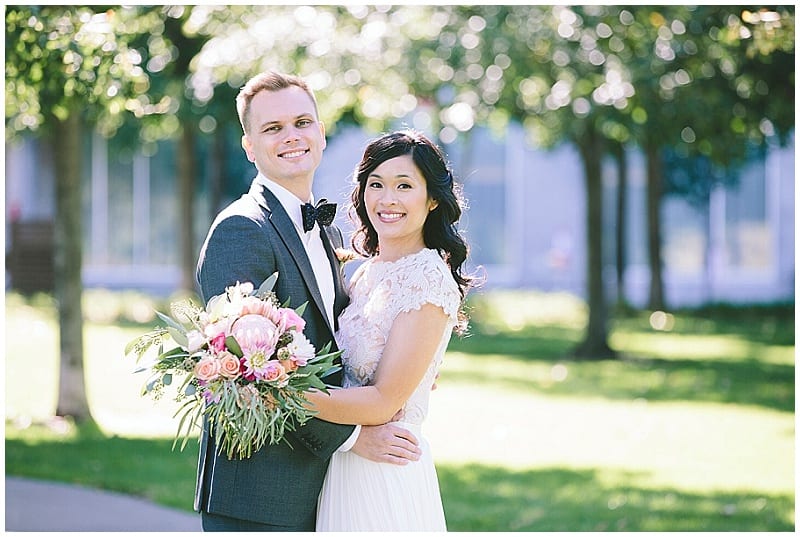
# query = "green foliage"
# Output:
<box><xmin>5</xmin><ymin>6</ymin><xmax>155</xmax><ymax>139</ymax></box>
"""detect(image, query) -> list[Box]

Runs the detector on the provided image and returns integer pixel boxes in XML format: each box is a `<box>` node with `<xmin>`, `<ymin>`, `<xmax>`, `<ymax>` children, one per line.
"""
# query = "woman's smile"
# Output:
<box><xmin>376</xmin><ymin>211</ymin><xmax>405</xmax><ymax>223</ymax></box>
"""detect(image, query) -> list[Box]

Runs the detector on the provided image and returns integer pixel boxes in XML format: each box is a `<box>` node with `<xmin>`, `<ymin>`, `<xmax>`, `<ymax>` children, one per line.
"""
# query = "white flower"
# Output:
<box><xmin>186</xmin><ymin>330</ymin><xmax>206</xmax><ymax>353</ymax></box>
<box><xmin>285</xmin><ymin>332</ymin><xmax>316</xmax><ymax>367</ymax></box>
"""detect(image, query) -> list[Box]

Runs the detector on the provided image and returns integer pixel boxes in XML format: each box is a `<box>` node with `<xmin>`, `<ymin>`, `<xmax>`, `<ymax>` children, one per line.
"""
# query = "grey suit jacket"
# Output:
<box><xmin>193</xmin><ymin>178</ymin><xmax>354</xmax><ymax>527</ymax></box>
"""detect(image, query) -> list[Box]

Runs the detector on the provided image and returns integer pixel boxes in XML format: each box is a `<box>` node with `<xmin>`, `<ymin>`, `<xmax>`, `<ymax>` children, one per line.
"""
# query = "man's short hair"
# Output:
<box><xmin>236</xmin><ymin>71</ymin><xmax>320</xmax><ymax>135</ymax></box>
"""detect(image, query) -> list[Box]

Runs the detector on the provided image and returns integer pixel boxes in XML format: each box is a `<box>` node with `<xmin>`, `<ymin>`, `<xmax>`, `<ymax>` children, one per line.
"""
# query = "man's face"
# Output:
<box><xmin>242</xmin><ymin>86</ymin><xmax>326</xmax><ymax>195</ymax></box>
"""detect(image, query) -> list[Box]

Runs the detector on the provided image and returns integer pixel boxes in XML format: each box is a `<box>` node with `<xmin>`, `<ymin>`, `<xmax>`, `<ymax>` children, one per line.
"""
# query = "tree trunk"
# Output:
<box><xmin>573</xmin><ymin>129</ymin><xmax>616</xmax><ymax>359</ymax></box>
<box><xmin>645</xmin><ymin>143</ymin><xmax>666</xmax><ymax>311</ymax></box>
<box><xmin>613</xmin><ymin>143</ymin><xmax>628</xmax><ymax>308</ymax></box>
<box><xmin>53</xmin><ymin>112</ymin><xmax>92</xmax><ymax>421</ymax></box>
<box><xmin>210</xmin><ymin>131</ymin><xmax>224</xmax><ymax>220</ymax></box>
<box><xmin>178</xmin><ymin>124</ymin><xmax>196</xmax><ymax>292</ymax></box>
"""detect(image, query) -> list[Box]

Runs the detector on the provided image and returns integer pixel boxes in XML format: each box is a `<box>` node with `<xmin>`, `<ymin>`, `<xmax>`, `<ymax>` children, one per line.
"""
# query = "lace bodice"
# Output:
<box><xmin>335</xmin><ymin>248</ymin><xmax>461</xmax><ymax>425</ymax></box>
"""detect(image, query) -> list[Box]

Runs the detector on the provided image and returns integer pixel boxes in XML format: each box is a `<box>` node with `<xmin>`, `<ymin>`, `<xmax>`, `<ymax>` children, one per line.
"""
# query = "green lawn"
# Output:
<box><xmin>5</xmin><ymin>289</ymin><xmax>795</xmax><ymax>531</ymax></box>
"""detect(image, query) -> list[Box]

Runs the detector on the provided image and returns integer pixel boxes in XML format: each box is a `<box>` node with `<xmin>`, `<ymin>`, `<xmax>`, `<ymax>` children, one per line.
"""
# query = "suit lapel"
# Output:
<box><xmin>319</xmin><ymin>227</ymin><xmax>350</xmax><ymax>331</ymax></box>
<box><xmin>253</xmin><ymin>184</ymin><xmax>335</xmax><ymax>336</ymax></box>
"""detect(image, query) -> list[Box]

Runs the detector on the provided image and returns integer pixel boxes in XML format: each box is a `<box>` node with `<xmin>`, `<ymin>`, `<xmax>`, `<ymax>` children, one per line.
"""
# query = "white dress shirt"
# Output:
<box><xmin>255</xmin><ymin>174</ymin><xmax>360</xmax><ymax>451</ymax></box>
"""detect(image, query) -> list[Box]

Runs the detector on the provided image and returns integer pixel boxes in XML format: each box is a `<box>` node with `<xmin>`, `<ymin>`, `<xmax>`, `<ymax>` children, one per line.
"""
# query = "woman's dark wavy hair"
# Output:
<box><xmin>349</xmin><ymin>130</ymin><xmax>474</xmax><ymax>326</ymax></box>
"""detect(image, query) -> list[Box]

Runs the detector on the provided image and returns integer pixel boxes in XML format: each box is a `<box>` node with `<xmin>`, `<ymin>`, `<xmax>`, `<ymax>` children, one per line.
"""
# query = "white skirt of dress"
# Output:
<box><xmin>316</xmin><ymin>422</ymin><xmax>447</xmax><ymax>532</ymax></box>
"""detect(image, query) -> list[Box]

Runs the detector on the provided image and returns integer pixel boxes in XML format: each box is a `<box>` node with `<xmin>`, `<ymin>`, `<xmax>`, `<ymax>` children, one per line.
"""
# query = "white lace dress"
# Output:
<box><xmin>316</xmin><ymin>248</ymin><xmax>460</xmax><ymax>532</ymax></box>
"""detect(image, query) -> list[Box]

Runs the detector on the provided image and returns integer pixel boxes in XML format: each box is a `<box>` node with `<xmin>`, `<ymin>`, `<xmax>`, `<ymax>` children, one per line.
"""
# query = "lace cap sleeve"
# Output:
<box><xmin>391</xmin><ymin>249</ymin><xmax>461</xmax><ymax>323</ymax></box>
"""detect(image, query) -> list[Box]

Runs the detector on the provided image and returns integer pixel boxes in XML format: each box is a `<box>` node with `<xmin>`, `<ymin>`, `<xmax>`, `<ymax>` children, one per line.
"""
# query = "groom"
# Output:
<box><xmin>194</xmin><ymin>71</ymin><xmax>422</xmax><ymax>531</ymax></box>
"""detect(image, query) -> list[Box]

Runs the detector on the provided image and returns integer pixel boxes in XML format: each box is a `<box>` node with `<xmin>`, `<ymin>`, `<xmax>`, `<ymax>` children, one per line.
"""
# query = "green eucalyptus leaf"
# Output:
<box><xmin>257</xmin><ymin>272</ymin><xmax>279</xmax><ymax>296</ymax></box>
<box><xmin>226</xmin><ymin>335</ymin><xmax>243</xmax><ymax>357</ymax></box>
<box><xmin>156</xmin><ymin>310</ymin><xmax>186</xmax><ymax>333</ymax></box>
<box><xmin>167</xmin><ymin>327</ymin><xmax>188</xmax><ymax>348</ymax></box>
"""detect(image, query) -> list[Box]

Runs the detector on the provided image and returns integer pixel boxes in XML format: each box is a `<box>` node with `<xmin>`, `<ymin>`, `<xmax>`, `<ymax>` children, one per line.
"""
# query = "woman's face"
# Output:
<box><xmin>363</xmin><ymin>154</ymin><xmax>438</xmax><ymax>253</ymax></box>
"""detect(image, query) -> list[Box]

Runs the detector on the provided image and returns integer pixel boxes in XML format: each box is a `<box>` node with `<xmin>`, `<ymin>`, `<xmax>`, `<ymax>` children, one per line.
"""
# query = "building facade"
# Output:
<box><xmin>5</xmin><ymin>124</ymin><xmax>795</xmax><ymax>308</ymax></box>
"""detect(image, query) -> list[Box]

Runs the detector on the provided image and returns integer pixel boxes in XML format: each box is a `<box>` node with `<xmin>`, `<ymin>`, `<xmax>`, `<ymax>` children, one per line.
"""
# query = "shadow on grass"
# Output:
<box><xmin>6</xmin><ymin>425</ymin><xmax>794</xmax><ymax>531</ymax></box>
<box><xmin>437</xmin><ymin>463</ymin><xmax>794</xmax><ymax>532</ymax></box>
<box><xmin>5</xmin><ymin>424</ymin><xmax>198</xmax><ymax>512</ymax></box>
<box><xmin>444</xmin><ymin>353</ymin><xmax>794</xmax><ymax>413</ymax></box>
<box><xmin>663</xmin><ymin>303</ymin><xmax>795</xmax><ymax>347</ymax></box>
<box><xmin>447</xmin><ymin>322</ymin><xmax>794</xmax><ymax>413</ymax></box>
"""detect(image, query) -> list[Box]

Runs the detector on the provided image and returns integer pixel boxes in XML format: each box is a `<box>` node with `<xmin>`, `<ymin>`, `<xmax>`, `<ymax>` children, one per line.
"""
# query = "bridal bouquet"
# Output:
<box><xmin>125</xmin><ymin>273</ymin><xmax>341</xmax><ymax>460</ymax></box>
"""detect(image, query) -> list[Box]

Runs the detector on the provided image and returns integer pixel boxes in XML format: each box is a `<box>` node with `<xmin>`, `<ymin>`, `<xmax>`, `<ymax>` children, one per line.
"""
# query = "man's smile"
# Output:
<box><xmin>279</xmin><ymin>148</ymin><xmax>309</xmax><ymax>159</ymax></box>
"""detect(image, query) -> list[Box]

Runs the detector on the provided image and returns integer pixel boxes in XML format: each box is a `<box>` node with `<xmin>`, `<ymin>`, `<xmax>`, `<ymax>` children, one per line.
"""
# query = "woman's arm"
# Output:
<box><xmin>306</xmin><ymin>303</ymin><xmax>449</xmax><ymax>425</ymax></box>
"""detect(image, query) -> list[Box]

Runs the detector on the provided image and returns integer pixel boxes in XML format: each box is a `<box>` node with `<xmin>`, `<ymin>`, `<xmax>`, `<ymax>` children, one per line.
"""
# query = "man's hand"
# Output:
<box><xmin>351</xmin><ymin>423</ymin><xmax>422</xmax><ymax>465</ymax></box>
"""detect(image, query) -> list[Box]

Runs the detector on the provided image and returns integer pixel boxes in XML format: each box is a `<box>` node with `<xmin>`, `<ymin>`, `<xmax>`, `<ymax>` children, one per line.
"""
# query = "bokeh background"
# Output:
<box><xmin>4</xmin><ymin>4</ymin><xmax>795</xmax><ymax>531</ymax></box>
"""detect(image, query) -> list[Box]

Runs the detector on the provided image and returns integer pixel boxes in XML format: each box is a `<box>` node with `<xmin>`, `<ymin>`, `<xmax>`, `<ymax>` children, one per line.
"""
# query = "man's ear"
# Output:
<box><xmin>319</xmin><ymin>121</ymin><xmax>327</xmax><ymax>151</ymax></box>
<box><xmin>242</xmin><ymin>135</ymin><xmax>255</xmax><ymax>162</ymax></box>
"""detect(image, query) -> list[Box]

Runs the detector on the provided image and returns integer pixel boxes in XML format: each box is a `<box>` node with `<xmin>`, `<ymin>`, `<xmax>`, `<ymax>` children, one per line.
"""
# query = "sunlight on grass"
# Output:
<box><xmin>610</xmin><ymin>330</ymin><xmax>792</xmax><ymax>363</ymax></box>
<box><xmin>5</xmin><ymin>303</ymin><xmax>58</xmax><ymax>421</ymax></box>
<box><xmin>469</xmin><ymin>290</ymin><xmax>587</xmax><ymax>332</ymax></box>
<box><xmin>426</xmin><ymin>381</ymin><xmax>793</xmax><ymax>495</ymax></box>
<box><xmin>85</xmin><ymin>324</ymin><xmax>196</xmax><ymax>438</ymax></box>
<box><xmin>5</xmin><ymin>302</ymin><xmax>192</xmax><ymax>438</ymax></box>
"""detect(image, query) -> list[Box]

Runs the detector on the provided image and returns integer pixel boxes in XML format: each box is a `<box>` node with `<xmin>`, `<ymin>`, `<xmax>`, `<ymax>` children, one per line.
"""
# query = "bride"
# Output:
<box><xmin>305</xmin><ymin>129</ymin><xmax>473</xmax><ymax>531</ymax></box>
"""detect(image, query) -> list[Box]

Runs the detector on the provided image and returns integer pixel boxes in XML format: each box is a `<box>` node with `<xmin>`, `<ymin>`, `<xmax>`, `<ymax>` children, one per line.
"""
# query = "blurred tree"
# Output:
<box><xmin>110</xmin><ymin>5</ymin><xmax>232</xmax><ymax>292</ymax></box>
<box><xmin>5</xmin><ymin>5</ymin><xmax>157</xmax><ymax>421</ymax></box>
<box><xmin>158</xmin><ymin>6</ymin><xmax>207</xmax><ymax>292</ymax></box>
<box><xmin>427</xmin><ymin>5</ymin><xmax>627</xmax><ymax>358</ymax></box>
<box><xmin>623</xmin><ymin>5</ymin><xmax>794</xmax><ymax>310</ymax></box>
<box><xmin>409</xmin><ymin>5</ymin><xmax>794</xmax><ymax>355</ymax></box>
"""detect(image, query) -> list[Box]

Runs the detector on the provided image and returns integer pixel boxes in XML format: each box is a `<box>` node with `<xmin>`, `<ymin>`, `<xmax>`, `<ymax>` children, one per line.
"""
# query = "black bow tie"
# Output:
<box><xmin>301</xmin><ymin>199</ymin><xmax>337</xmax><ymax>232</ymax></box>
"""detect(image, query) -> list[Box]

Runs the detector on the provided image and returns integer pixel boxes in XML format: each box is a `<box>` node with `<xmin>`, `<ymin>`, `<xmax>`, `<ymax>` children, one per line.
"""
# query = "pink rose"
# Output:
<box><xmin>210</xmin><ymin>332</ymin><xmax>227</xmax><ymax>352</ymax></box>
<box><xmin>279</xmin><ymin>358</ymin><xmax>298</xmax><ymax>373</ymax></box>
<box><xmin>259</xmin><ymin>361</ymin><xmax>287</xmax><ymax>385</ymax></box>
<box><xmin>194</xmin><ymin>356</ymin><xmax>221</xmax><ymax>382</ymax></box>
<box><xmin>218</xmin><ymin>352</ymin><xmax>241</xmax><ymax>379</ymax></box>
<box><xmin>273</xmin><ymin>308</ymin><xmax>306</xmax><ymax>332</ymax></box>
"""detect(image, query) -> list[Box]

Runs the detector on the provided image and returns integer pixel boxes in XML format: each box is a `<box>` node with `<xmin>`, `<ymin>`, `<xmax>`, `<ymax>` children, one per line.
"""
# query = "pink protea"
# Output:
<box><xmin>233</xmin><ymin>314</ymin><xmax>280</xmax><ymax>379</ymax></box>
<box><xmin>231</xmin><ymin>314</ymin><xmax>280</xmax><ymax>354</ymax></box>
<box><xmin>239</xmin><ymin>295</ymin><xmax>277</xmax><ymax>318</ymax></box>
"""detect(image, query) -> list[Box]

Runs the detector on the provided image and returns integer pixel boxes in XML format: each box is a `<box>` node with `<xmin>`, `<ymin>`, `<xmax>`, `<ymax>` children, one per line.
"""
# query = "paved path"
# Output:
<box><xmin>5</xmin><ymin>476</ymin><xmax>202</xmax><ymax>532</ymax></box>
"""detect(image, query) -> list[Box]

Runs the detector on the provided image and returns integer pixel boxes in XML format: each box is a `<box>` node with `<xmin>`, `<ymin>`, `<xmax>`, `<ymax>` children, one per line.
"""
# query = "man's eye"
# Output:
<box><xmin>297</xmin><ymin>119</ymin><xmax>312</xmax><ymax>127</ymax></box>
<box><xmin>264</xmin><ymin>125</ymin><xmax>280</xmax><ymax>133</ymax></box>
